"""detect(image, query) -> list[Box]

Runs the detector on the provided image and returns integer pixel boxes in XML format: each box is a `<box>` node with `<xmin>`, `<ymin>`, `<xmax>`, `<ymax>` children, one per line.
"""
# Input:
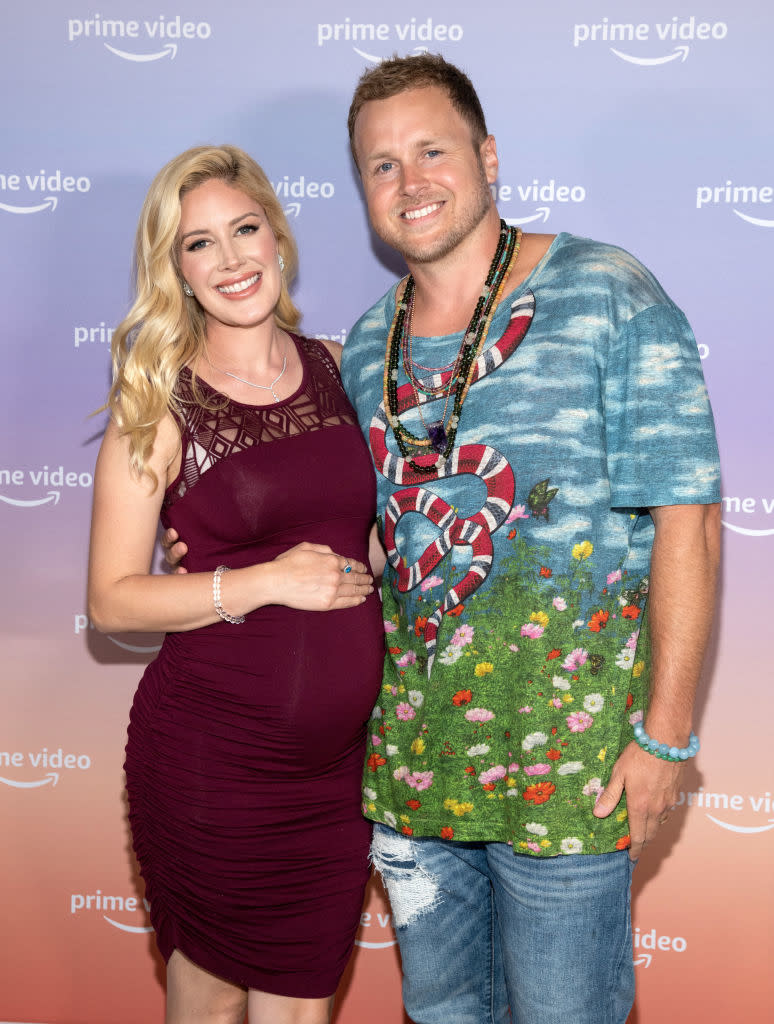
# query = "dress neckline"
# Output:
<box><xmin>180</xmin><ymin>333</ymin><xmax>308</xmax><ymax>410</ymax></box>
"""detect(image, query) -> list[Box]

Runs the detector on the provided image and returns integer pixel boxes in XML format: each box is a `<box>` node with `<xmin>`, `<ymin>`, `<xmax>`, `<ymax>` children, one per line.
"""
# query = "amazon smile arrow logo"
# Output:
<box><xmin>505</xmin><ymin>207</ymin><xmax>551</xmax><ymax>226</ymax></box>
<box><xmin>107</xmin><ymin>636</ymin><xmax>162</xmax><ymax>654</ymax></box>
<box><xmin>103</xmin><ymin>916</ymin><xmax>154</xmax><ymax>933</ymax></box>
<box><xmin>706</xmin><ymin>815</ymin><xmax>774</xmax><ymax>834</ymax></box>
<box><xmin>0</xmin><ymin>772</ymin><xmax>58</xmax><ymax>789</ymax></box>
<box><xmin>353</xmin><ymin>44</ymin><xmax>428</xmax><ymax>65</ymax></box>
<box><xmin>610</xmin><ymin>45</ymin><xmax>688</xmax><ymax>65</ymax></box>
<box><xmin>721</xmin><ymin>521</ymin><xmax>774</xmax><ymax>537</ymax></box>
<box><xmin>0</xmin><ymin>197</ymin><xmax>58</xmax><ymax>214</ymax></box>
<box><xmin>104</xmin><ymin>41</ymin><xmax>176</xmax><ymax>61</ymax></box>
<box><xmin>0</xmin><ymin>490</ymin><xmax>60</xmax><ymax>508</ymax></box>
<box><xmin>733</xmin><ymin>210</ymin><xmax>774</xmax><ymax>228</ymax></box>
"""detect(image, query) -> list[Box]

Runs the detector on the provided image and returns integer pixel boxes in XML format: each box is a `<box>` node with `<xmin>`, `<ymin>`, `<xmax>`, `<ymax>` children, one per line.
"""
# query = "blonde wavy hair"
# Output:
<box><xmin>107</xmin><ymin>144</ymin><xmax>300</xmax><ymax>485</ymax></box>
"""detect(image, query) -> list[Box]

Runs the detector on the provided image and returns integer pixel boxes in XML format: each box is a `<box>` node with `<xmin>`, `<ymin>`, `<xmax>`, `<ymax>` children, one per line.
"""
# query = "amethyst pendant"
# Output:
<box><xmin>427</xmin><ymin>420</ymin><xmax>448</xmax><ymax>454</ymax></box>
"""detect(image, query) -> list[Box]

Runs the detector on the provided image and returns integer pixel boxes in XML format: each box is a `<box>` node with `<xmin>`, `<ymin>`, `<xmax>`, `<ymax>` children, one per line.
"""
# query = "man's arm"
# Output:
<box><xmin>593</xmin><ymin>502</ymin><xmax>721</xmax><ymax>859</ymax></box>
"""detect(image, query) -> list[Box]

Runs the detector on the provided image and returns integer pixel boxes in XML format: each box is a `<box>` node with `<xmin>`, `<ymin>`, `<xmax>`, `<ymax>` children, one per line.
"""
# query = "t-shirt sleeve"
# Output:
<box><xmin>604</xmin><ymin>302</ymin><xmax>721</xmax><ymax>508</ymax></box>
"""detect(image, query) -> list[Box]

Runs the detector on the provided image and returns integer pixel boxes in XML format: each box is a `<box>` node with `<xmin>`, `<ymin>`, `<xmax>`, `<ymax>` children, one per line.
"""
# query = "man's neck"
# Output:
<box><xmin>404</xmin><ymin>222</ymin><xmax>556</xmax><ymax>339</ymax></box>
<box><xmin>405</xmin><ymin>208</ymin><xmax>504</xmax><ymax>337</ymax></box>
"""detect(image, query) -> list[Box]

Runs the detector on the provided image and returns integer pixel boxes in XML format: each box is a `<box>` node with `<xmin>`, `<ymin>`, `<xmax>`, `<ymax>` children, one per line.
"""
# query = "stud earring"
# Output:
<box><xmin>278</xmin><ymin>254</ymin><xmax>285</xmax><ymax>272</ymax></box>
<box><xmin>183</xmin><ymin>281</ymin><xmax>194</xmax><ymax>297</ymax></box>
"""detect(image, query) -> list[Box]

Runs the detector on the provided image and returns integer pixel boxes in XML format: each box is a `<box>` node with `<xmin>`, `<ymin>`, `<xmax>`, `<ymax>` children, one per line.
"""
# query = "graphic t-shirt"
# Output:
<box><xmin>341</xmin><ymin>233</ymin><xmax>720</xmax><ymax>857</ymax></box>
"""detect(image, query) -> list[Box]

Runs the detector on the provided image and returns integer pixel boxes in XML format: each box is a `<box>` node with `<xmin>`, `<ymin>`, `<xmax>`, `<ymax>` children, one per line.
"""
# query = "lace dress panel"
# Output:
<box><xmin>164</xmin><ymin>337</ymin><xmax>357</xmax><ymax>511</ymax></box>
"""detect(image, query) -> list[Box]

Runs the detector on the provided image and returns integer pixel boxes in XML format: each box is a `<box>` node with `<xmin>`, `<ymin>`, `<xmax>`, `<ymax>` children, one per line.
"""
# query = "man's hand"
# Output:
<box><xmin>593</xmin><ymin>742</ymin><xmax>681</xmax><ymax>860</ymax></box>
<box><xmin>161</xmin><ymin>527</ymin><xmax>189</xmax><ymax>574</ymax></box>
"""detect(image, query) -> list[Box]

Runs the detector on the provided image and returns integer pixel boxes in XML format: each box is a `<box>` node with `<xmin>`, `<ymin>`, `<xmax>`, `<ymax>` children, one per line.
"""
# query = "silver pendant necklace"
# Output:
<box><xmin>204</xmin><ymin>343</ymin><xmax>288</xmax><ymax>403</ymax></box>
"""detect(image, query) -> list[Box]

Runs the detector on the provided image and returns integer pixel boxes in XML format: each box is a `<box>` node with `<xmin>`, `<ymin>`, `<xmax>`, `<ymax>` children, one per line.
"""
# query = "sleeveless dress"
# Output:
<box><xmin>124</xmin><ymin>336</ymin><xmax>384</xmax><ymax>997</ymax></box>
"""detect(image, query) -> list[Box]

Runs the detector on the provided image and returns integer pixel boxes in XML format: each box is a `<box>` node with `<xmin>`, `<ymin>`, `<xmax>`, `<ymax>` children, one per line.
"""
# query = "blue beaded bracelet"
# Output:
<box><xmin>633</xmin><ymin>722</ymin><xmax>700</xmax><ymax>763</ymax></box>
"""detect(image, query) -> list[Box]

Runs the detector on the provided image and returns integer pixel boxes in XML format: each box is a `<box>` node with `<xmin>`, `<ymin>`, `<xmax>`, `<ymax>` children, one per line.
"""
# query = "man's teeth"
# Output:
<box><xmin>218</xmin><ymin>273</ymin><xmax>260</xmax><ymax>294</ymax></box>
<box><xmin>403</xmin><ymin>203</ymin><xmax>441</xmax><ymax>221</ymax></box>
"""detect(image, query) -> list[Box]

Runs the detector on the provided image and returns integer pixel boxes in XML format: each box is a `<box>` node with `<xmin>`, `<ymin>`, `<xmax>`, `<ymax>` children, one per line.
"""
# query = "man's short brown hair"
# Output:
<box><xmin>347</xmin><ymin>53</ymin><xmax>488</xmax><ymax>168</ymax></box>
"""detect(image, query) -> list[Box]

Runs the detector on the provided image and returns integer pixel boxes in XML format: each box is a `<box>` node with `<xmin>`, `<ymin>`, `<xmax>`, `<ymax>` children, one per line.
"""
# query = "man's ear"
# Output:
<box><xmin>480</xmin><ymin>135</ymin><xmax>499</xmax><ymax>184</ymax></box>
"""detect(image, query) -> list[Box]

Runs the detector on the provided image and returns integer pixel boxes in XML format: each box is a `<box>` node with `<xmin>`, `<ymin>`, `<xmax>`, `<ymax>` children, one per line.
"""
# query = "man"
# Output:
<box><xmin>339</xmin><ymin>54</ymin><xmax>720</xmax><ymax>1024</ymax></box>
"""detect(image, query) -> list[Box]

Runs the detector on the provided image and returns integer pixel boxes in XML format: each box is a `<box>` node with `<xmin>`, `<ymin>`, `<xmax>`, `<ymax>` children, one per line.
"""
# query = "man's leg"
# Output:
<box><xmin>487</xmin><ymin>846</ymin><xmax>635</xmax><ymax>1024</ymax></box>
<box><xmin>371</xmin><ymin>824</ymin><xmax>509</xmax><ymax>1024</ymax></box>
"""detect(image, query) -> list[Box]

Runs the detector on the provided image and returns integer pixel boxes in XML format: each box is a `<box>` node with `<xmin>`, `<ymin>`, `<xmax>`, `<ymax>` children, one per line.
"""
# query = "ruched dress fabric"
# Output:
<box><xmin>124</xmin><ymin>336</ymin><xmax>384</xmax><ymax>997</ymax></box>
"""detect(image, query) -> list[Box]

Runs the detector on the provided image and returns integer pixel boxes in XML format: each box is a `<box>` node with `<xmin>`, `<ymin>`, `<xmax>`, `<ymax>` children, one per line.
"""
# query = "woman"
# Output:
<box><xmin>88</xmin><ymin>145</ymin><xmax>384</xmax><ymax>1024</ymax></box>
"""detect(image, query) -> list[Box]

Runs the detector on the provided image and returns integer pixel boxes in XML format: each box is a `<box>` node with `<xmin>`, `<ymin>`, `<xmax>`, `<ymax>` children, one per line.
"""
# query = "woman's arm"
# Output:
<box><xmin>88</xmin><ymin>415</ymin><xmax>373</xmax><ymax>634</ymax></box>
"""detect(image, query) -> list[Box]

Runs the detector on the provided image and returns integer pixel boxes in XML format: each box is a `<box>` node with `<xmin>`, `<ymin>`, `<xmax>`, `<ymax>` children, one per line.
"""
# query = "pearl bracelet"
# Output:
<box><xmin>633</xmin><ymin>722</ymin><xmax>699</xmax><ymax>762</ymax></box>
<box><xmin>212</xmin><ymin>565</ymin><xmax>245</xmax><ymax>625</ymax></box>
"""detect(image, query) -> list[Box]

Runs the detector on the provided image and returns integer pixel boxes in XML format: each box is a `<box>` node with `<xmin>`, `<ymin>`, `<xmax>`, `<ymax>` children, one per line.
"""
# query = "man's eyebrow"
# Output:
<box><xmin>365</xmin><ymin>137</ymin><xmax>444</xmax><ymax>163</ymax></box>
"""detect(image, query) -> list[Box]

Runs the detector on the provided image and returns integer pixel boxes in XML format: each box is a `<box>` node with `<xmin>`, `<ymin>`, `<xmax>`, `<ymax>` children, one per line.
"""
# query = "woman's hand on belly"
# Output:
<box><xmin>263</xmin><ymin>542</ymin><xmax>374</xmax><ymax>611</ymax></box>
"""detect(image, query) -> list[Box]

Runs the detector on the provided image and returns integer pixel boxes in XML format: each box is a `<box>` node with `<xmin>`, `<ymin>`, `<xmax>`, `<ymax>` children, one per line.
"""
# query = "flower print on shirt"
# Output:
<box><xmin>420</xmin><ymin>574</ymin><xmax>444</xmax><ymax>592</ymax></box>
<box><xmin>465</xmin><ymin>707</ymin><xmax>495</xmax><ymax>723</ymax></box>
<box><xmin>451</xmin><ymin>624</ymin><xmax>474</xmax><ymax>647</ymax></box>
<box><xmin>521</xmin><ymin>622</ymin><xmax>545</xmax><ymax>639</ymax></box>
<box><xmin>523</xmin><ymin>782</ymin><xmax>556</xmax><ymax>805</ymax></box>
<box><xmin>615</xmin><ymin>648</ymin><xmax>635</xmax><ymax>670</ymax></box>
<box><xmin>439</xmin><ymin>645</ymin><xmax>463</xmax><ymax>665</ymax></box>
<box><xmin>562</xmin><ymin>648</ymin><xmax>588</xmax><ymax>672</ymax></box>
<box><xmin>583</xmin><ymin>693</ymin><xmax>605</xmax><ymax>713</ymax></box>
<box><xmin>567</xmin><ymin>711</ymin><xmax>594</xmax><ymax>733</ymax></box>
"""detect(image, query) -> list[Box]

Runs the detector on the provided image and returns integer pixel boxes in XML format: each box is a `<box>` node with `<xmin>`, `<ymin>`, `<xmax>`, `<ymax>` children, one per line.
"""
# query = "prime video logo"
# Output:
<box><xmin>0</xmin><ymin>465</ymin><xmax>93</xmax><ymax>507</ymax></box>
<box><xmin>0</xmin><ymin>169</ymin><xmax>90</xmax><ymax>215</ymax></box>
<box><xmin>572</xmin><ymin>15</ymin><xmax>728</xmax><ymax>66</ymax></box>
<box><xmin>676</xmin><ymin>785</ymin><xmax>774</xmax><ymax>834</ymax></box>
<box><xmin>316</xmin><ymin>17</ymin><xmax>462</xmax><ymax>63</ymax></box>
<box><xmin>0</xmin><ymin>746</ymin><xmax>92</xmax><ymax>789</ymax></box>
<box><xmin>66</xmin><ymin>13</ymin><xmax>212</xmax><ymax>63</ymax></box>
<box><xmin>720</xmin><ymin>495</ymin><xmax>774</xmax><ymax>537</ymax></box>
<box><xmin>492</xmin><ymin>178</ymin><xmax>587</xmax><ymax>228</ymax></box>
<box><xmin>696</xmin><ymin>181</ymin><xmax>774</xmax><ymax>228</ymax></box>
<box><xmin>70</xmin><ymin>890</ymin><xmax>154</xmax><ymax>933</ymax></box>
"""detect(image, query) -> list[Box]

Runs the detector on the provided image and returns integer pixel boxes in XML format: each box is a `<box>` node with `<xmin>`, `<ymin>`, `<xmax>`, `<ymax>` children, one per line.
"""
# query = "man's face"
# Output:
<box><xmin>353</xmin><ymin>85</ymin><xmax>498</xmax><ymax>265</ymax></box>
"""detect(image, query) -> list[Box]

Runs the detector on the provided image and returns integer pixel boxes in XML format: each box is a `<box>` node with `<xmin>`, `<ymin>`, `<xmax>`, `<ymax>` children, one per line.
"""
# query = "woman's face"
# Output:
<box><xmin>177</xmin><ymin>178</ymin><xmax>282</xmax><ymax>332</ymax></box>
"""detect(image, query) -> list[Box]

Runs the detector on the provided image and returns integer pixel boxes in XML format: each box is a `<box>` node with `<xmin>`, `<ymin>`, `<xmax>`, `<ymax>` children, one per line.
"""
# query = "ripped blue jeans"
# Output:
<box><xmin>371</xmin><ymin>825</ymin><xmax>635</xmax><ymax>1024</ymax></box>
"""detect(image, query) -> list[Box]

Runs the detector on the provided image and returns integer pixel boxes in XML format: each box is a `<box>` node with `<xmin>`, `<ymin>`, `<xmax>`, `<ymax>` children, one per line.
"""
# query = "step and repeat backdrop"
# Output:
<box><xmin>1</xmin><ymin>1</ymin><xmax>772</xmax><ymax>1021</ymax></box>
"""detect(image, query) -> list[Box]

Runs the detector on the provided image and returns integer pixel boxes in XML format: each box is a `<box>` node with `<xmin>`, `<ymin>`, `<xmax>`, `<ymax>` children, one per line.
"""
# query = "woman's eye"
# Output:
<box><xmin>237</xmin><ymin>223</ymin><xmax>258</xmax><ymax>235</ymax></box>
<box><xmin>186</xmin><ymin>238</ymin><xmax>207</xmax><ymax>252</ymax></box>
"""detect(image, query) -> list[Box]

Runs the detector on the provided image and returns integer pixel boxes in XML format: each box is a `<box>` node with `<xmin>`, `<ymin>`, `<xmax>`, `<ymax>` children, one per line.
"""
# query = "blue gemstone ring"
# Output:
<box><xmin>343</xmin><ymin>561</ymin><xmax>352</xmax><ymax>574</ymax></box>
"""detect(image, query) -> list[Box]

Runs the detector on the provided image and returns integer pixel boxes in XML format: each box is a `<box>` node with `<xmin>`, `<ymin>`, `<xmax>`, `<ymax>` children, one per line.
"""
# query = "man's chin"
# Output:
<box><xmin>376</xmin><ymin>230</ymin><xmax>457</xmax><ymax>266</ymax></box>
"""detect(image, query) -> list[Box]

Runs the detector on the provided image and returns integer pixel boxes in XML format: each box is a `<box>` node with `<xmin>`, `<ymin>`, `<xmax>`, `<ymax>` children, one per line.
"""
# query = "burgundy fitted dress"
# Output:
<box><xmin>124</xmin><ymin>336</ymin><xmax>384</xmax><ymax>997</ymax></box>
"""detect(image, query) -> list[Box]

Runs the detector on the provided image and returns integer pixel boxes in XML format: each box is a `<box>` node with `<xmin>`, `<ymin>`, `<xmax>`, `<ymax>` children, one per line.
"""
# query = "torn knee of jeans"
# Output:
<box><xmin>370</xmin><ymin>828</ymin><xmax>441</xmax><ymax>929</ymax></box>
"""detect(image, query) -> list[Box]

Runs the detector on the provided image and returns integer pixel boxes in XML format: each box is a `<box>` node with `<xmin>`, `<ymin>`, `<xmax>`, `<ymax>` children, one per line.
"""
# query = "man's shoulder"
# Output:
<box><xmin>349</xmin><ymin>283</ymin><xmax>398</xmax><ymax>339</ymax></box>
<box><xmin>539</xmin><ymin>233</ymin><xmax>673</xmax><ymax>310</ymax></box>
<box><xmin>547</xmin><ymin>233</ymin><xmax>652</xmax><ymax>277</ymax></box>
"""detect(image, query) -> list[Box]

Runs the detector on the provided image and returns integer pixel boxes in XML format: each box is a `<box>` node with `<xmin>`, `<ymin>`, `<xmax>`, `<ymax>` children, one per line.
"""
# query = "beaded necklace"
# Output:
<box><xmin>383</xmin><ymin>221</ymin><xmax>522</xmax><ymax>474</ymax></box>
